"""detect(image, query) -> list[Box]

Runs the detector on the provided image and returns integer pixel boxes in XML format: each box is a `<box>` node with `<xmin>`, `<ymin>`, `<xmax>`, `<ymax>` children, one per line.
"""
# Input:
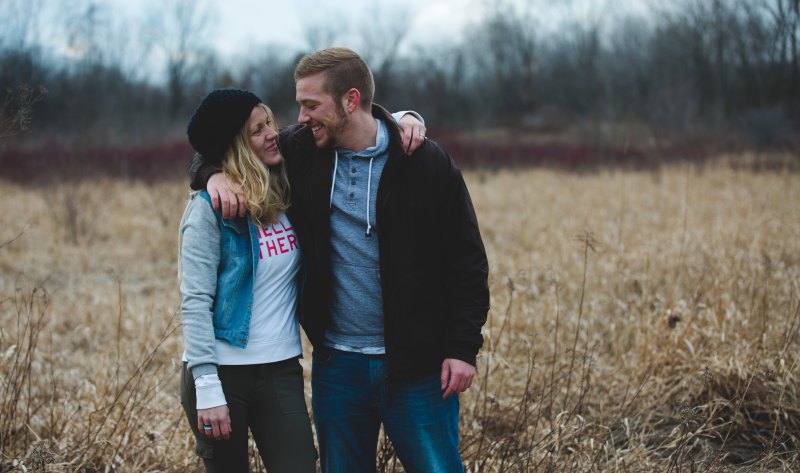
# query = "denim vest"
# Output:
<box><xmin>198</xmin><ymin>191</ymin><xmax>260</xmax><ymax>347</ymax></box>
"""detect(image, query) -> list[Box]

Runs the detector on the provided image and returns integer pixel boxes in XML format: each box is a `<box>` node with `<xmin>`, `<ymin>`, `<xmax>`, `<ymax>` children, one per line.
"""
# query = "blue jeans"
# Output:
<box><xmin>311</xmin><ymin>348</ymin><xmax>464</xmax><ymax>473</ymax></box>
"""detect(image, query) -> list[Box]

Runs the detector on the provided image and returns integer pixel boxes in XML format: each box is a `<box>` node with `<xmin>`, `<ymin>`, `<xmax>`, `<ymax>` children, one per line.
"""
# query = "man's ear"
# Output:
<box><xmin>344</xmin><ymin>88</ymin><xmax>360</xmax><ymax>113</ymax></box>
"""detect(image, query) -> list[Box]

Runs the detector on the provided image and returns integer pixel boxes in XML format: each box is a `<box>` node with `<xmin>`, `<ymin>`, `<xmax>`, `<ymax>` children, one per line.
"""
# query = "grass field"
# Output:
<box><xmin>1</xmin><ymin>158</ymin><xmax>798</xmax><ymax>472</ymax></box>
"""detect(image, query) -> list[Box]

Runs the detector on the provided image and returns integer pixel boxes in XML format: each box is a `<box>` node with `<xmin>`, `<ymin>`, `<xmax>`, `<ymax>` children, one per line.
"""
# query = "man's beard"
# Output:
<box><xmin>323</xmin><ymin>102</ymin><xmax>350</xmax><ymax>148</ymax></box>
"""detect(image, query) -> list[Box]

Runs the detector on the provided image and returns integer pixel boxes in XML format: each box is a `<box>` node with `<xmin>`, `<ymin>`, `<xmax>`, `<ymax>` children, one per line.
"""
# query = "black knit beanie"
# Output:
<box><xmin>187</xmin><ymin>89</ymin><xmax>262</xmax><ymax>166</ymax></box>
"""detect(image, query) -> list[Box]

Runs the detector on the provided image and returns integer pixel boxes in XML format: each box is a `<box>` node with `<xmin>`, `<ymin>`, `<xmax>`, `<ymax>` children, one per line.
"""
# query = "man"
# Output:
<box><xmin>192</xmin><ymin>48</ymin><xmax>489</xmax><ymax>472</ymax></box>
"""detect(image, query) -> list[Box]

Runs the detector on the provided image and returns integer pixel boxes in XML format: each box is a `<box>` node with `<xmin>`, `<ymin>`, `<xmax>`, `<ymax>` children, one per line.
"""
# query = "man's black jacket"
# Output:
<box><xmin>190</xmin><ymin>105</ymin><xmax>489</xmax><ymax>380</ymax></box>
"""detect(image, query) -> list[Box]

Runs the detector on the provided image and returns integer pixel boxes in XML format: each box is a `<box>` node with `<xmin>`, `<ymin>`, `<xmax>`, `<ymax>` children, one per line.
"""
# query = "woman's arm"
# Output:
<box><xmin>179</xmin><ymin>193</ymin><xmax>232</xmax><ymax>439</ymax></box>
<box><xmin>179</xmin><ymin>193</ymin><xmax>221</xmax><ymax>378</ymax></box>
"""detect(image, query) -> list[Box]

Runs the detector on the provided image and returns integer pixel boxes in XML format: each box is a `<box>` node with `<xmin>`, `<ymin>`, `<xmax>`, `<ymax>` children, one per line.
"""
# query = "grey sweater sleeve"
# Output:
<box><xmin>179</xmin><ymin>193</ymin><xmax>221</xmax><ymax>379</ymax></box>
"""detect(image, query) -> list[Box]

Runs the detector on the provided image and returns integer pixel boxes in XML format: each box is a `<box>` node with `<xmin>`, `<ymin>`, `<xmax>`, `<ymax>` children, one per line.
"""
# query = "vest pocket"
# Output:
<box><xmin>220</xmin><ymin>218</ymin><xmax>249</xmax><ymax>256</ymax></box>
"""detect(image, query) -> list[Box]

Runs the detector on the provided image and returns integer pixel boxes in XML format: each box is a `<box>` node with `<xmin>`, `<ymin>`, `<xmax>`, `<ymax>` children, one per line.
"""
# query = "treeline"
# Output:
<box><xmin>0</xmin><ymin>0</ymin><xmax>798</xmax><ymax>177</ymax></box>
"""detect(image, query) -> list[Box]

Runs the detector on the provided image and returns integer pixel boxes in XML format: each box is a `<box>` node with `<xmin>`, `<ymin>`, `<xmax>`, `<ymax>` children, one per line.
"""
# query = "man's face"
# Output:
<box><xmin>296</xmin><ymin>72</ymin><xmax>349</xmax><ymax>149</ymax></box>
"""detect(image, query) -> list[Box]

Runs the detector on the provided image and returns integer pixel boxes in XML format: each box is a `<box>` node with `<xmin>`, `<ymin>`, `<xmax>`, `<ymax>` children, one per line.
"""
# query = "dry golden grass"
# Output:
<box><xmin>1</xmin><ymin>159</ymin><xmax>798</xmax><ymax>472</ymax></box>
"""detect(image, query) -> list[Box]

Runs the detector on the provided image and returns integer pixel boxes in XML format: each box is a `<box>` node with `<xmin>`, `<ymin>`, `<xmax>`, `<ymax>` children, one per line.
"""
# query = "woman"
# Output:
<box><xmin>179</xmin><ymin>88</ymin><xmax>316</xmax><ymax>472</ymax></box>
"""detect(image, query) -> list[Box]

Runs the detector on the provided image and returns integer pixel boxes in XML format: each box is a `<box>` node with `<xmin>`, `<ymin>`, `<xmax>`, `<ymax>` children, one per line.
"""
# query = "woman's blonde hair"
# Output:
<box><xmin>220</xmin><ymin>104</ymin><xmax>290</xmax><ymax>227</ymax></box>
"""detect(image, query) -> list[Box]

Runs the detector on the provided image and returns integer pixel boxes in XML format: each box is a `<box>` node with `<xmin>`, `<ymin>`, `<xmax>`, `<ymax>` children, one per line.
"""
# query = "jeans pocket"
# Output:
<box><xmin>312</xmin><ymin>346</ymin><xmax>334</xmax><ymax>366</ymax></box>
<box><xmin>180</xmin><ymin>363</ymin><xmax>194</xmax><ymax>409</ymax></box>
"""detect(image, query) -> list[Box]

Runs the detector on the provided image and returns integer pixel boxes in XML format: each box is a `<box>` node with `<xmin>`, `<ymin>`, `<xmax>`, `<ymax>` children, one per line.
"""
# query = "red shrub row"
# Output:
<box><xmin>0</xmin><ymin>133</ymin><xmax>726</xmax><ymax>184</ymax></box>
<box><xmin>431</xmin><ymin>132</ymin><xmax>715</xmax><ymax>171</ymax></box>
<box><xmin>0</xmin><ymin>140</ymin><xmax>194</xmax><ymax>184</ymax></box>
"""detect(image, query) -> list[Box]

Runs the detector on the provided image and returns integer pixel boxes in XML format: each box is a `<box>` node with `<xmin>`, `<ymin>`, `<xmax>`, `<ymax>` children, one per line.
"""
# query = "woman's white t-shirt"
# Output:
<box><xmin>214</xmin><ymin>211</ymin><xmax>302</xmax><ymax>365</ymax></box>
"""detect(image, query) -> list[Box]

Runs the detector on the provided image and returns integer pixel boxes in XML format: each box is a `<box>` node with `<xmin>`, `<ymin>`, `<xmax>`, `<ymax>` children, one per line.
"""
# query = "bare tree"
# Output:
<box><xmin>300</xmin><ymin>3</ymin><xmax>410</xmax><ymax>70</ymax></box>
<box><xmin>466</xmin><ymin>0</ymin><xmax>539</xmax><ymax>123</ymax></box>
<box><xmin>764</xmin><ymin>0</ymin><xmax>800</xmax><ymax>113</ymax></box>
<box><xmin>357</xmin><ymin>4</ymin><xmax>410</xmax><ymax>86</ymax></box>
<box><xmin>0</xmin><ymin>0</ymin><xmax>44</xmax><ymax>52</ymax></box>
<box><xmin>301</xmin><ymin>8</ymin><xmax>342</xmax><ymax>53</ymax></box>
<box><xmin>236</xmin><ymin>46</ymin><xmax>297</xmax><ymax>122</ymax></box>
<box><xmin>0</xmin><ymin>83</ymin><xmax>46</xmax><ymax>139</ymax></box>
<box><xmin>62</xmin><ymin>0</ymin><xmax>117</xmax><ymax>69</ymax></box>
<box><xmin>149</xmin><ymin>0</ymin><xmax>217</xmax><ymax>116</ymax></box>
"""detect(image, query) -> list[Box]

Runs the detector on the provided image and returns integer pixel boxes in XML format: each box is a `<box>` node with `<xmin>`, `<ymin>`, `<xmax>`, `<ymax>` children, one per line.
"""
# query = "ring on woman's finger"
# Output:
<box><xmin>203</xmin><ymin>425</ymin><xmax>212</xmax><ymax>430</ymax></box>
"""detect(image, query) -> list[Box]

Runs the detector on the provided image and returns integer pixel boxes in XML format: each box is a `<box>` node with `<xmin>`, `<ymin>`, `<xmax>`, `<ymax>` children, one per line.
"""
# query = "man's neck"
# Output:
<box><xmin>337</xmin><ymin>109</ymin><xmax>377</xmax><ymax>152</ymax></box>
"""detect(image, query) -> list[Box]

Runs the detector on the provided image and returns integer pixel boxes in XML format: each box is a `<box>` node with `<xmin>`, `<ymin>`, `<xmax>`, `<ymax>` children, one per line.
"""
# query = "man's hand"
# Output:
<box><xmin>207</xmin><ymin>173</ymin><xmax>246</xmax><ymax>219</ymax></box>
<box><xmin>197</xmin><ymin>404</ymin><xmax>232</xmax><ymax>440</ymax></box>
<box><xmin>398</xmin><ymin>113</ymin><xmax>427</xmax><ymax>155</ymax></box>
<box><xmin>441</xmin><ymin>358</ymin><xmax>476</xmax><ymax>399</ymax></box>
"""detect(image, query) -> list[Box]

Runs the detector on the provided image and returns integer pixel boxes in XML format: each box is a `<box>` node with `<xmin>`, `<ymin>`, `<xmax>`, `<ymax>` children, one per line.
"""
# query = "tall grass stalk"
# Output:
<box><xmin>0</xmin><ymin>277</ymin><xmax>50</xmax><ymax>457</ymax></box>
<box><xmin>1</xmin><ymin>163</ymin><xmax>798</xmax><ymax>471</ymax></box>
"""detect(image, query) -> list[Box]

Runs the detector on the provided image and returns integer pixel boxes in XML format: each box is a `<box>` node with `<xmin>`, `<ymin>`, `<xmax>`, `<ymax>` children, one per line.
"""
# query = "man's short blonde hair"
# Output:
<box><xmin>294</xmin><ymin>47</ymin><xmax>374</xmax><ymax>111</ymax></box>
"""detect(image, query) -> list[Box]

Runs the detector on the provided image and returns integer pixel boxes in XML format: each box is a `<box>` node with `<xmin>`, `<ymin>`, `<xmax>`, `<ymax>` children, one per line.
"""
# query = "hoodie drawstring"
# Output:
<box><xmin>329</xmin><ymin>150</ymin><xmax>339</xmax><ymax>210</ymax></box>
<box><xmin>365</xmin><ymin>157</ymin><xmax>374</xmax><ymax>238</ymax></box>
<box><xmin>330</xmin><ymin>150</ymin><xmax>374</xmax><ymax>238</ymax></box>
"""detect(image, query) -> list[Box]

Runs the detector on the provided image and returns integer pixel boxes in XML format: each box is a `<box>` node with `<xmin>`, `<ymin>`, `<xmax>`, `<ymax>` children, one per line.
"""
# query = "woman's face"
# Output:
<box><xmin>246</xmin><ymin>105</ymin><xmax>282</xmax><ymax>166</ymax></box>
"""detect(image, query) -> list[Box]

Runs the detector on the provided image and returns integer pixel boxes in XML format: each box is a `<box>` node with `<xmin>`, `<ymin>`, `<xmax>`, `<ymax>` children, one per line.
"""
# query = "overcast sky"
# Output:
<box><xmin>212</xmin><ymin>0</ymin><xmax>485</xmax><ymax>55</ymax></box>
<box><xmin>2</xmin><ymin>0</ymin><xmax>660</xmax><ymax>82</ymax></box>
<box><xmin>107</xmin><ymin>0</ymin><xmax>658</xmax><ymax>57</ymax></box>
